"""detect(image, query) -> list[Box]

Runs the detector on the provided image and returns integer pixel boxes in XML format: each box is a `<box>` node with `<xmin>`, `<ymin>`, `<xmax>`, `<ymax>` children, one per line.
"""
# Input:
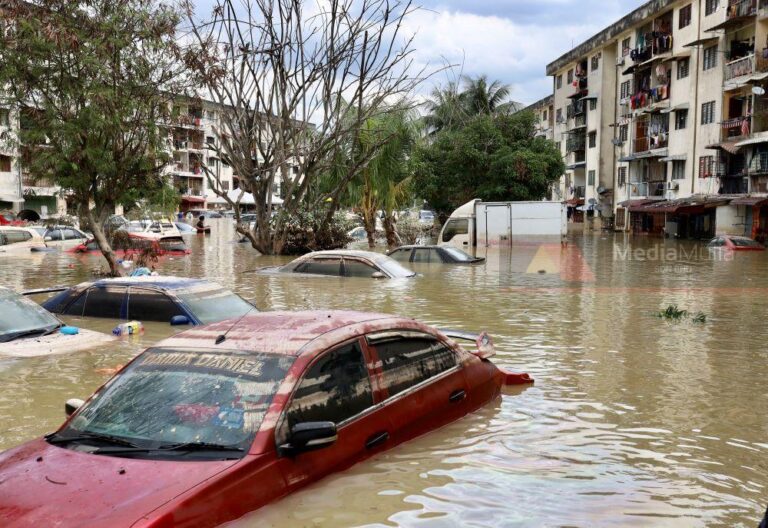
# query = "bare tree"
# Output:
<box><xmin>181</xmin><ymin>0</ymin><xmax>425</xmax><ymax>254</ymax></box>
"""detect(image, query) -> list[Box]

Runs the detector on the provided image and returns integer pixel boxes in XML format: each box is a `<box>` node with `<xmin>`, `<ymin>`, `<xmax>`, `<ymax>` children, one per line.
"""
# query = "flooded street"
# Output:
<box><xmin>1</xmin><ymin>219</ymin><xmax>767</xmax><ymax>527</ymax></box>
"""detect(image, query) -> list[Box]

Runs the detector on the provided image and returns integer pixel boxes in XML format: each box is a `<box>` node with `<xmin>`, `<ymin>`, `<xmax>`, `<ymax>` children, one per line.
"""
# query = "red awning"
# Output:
<box><xmin>181</xmin><ymin>196</ymin><xmax>205</xmax><ymax>203</ymax></box>
<box><xmin>566</xmin><ymin>198</ymin><xmax>585</xmax><ymax>206</ymax></box>
<box><xmin>730</xmin><ymin>196</ymin><xmax>768</xmax><ymax>206</ymax></box>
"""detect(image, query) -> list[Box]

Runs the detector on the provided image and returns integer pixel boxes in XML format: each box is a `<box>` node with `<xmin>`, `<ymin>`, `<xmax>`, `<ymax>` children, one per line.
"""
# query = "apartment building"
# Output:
<box><xmin>526</xmin><ymin>95</ymin><xmax>555</xmax><ymax>140</ymax></box>
<box><xmin>547</xmin><ymin>0</ymin><xmax>768</xmax><ymax>240</ymax></box>
<box><xmin>0</xmin><ymin>95</ymin><xmax>292</xmax><ymax>218</ymax></box>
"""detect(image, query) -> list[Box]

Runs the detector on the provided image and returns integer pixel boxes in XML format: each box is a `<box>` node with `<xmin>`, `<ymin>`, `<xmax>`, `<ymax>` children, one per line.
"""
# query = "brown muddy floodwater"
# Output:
<box><xmin>1</xmin><ymin>218</ymin><xmax>767</xmax><ymax>527</ymax></box>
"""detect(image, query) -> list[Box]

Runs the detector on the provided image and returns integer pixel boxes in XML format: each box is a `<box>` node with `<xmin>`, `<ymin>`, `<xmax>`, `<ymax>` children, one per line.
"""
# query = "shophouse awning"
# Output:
<box><xmin>729</xmin><ymin>196</ymin><xmax>768</xmax><ymax>206</ymax></box>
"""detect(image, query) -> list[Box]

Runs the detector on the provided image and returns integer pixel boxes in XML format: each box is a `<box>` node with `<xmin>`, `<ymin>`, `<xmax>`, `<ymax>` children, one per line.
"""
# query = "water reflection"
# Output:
<box><xmin>0</xmin><ymin>218</ymin><xmax>766</xmax><ymax>526</ymax></box>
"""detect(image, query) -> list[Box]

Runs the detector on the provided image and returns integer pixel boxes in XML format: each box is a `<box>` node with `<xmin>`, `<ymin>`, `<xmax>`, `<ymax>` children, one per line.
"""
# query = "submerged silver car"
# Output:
<box><xmin>263</xmin><ymin>250</ymin><xmax>416</xmax><ymax>278</ymax></box>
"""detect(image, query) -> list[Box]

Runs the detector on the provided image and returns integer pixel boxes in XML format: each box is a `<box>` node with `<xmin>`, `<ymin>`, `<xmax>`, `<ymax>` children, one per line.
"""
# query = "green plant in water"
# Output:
<box><xmin>656</xmin><ymin>305</ymin><xmax>688</xmax><ymax>320</ymax></box>
<box><xmin>692</xmin><ymin>312</ymin><xmax>707</xmax><ymax>323</ymax></box>
<box><xmin>654</xmin><ymin>305</ymin><xmax>707</xmax><ymax>323</ymax></box>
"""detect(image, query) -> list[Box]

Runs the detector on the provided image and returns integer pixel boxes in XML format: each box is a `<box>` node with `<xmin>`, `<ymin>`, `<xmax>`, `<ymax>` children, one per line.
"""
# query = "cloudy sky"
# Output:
<box><xmin>192</xmin><ymin>0</ymin><xmax>642</xmax><ymax>106</ymax></box>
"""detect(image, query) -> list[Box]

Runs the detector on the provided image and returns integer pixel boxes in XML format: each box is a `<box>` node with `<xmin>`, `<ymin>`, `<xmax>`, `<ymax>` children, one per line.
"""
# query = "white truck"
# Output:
<box><xmin>438</xmin><ymin>199</ymin><xmax>567</xmax><ymax>249</ymax></box>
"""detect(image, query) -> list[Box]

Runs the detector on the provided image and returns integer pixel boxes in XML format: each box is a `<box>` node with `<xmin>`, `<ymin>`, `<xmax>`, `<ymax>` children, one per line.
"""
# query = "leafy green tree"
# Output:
<box><xmin>0</xmin><ymin>0</ymin><xmax>188</xmax><ymax>275</ymax></box>
<box><xmin>413</xmin><ymin>110</ymin><xmax>564</xmax><ymax>219</ymax></box>
<box><xmin>460</xmin><ymin>75</ymin><xmax>511</xmax><ymax>115</ymax></box>
<box><xmin>346</xmin><ymin>107</ymin><xmax>418</xmax><ymax>248</ymax></box>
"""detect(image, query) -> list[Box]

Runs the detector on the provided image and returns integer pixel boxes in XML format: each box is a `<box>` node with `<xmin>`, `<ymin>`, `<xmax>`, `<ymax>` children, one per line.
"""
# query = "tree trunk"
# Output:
<box><xmin>363</xmin><ymin>212</ymin><xmax>376</xmax><ymax>249</ymax></box>
<box><xmin>383</xmin><ymin>214</ymin><xmax>398</xmax><ymax>248</ymax></box>
<box><xmin>85</xmin><ymin>206</ymin><xmax>122</xmax><ymax>277</ymax></box>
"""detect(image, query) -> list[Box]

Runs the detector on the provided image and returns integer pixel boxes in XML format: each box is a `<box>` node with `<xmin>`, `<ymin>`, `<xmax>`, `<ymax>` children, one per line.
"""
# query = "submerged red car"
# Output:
<box><xmin>707</xmin><ymin>235</ymin><xmax>766</xmax><ymax>251</ymax></box>
<box><xmin>0</xmin><ymin>311</ymin><xmax>530</xmax><ymax>527</ymax></box>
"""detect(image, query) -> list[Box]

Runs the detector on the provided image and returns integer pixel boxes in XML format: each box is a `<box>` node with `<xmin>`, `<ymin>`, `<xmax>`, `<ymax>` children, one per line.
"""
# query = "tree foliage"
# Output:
<box><xmin>413</xmin><ymin>110</ymin><xmax>565</xmax><ymax>219</ymax></box>
<box><xmin>182</xmin><ymin>0</ymin><xmax>424</xmax><ymax>255</ymax></box>
<box><xmin>0</xmin><ymin>0</ymin><xmax>189</xmax><ymax>275</ymax></box>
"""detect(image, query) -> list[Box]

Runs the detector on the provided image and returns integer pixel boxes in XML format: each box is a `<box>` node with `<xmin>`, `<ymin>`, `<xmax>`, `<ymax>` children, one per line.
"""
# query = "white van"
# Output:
<box><xmin>0</xmin><ymin>227</ymin><xmax>46</xmax><ymax>253</ymax></box>
<box><xmin>439</xmin><ymin>199</ymin><xmax>567</xmax><ymax>249</ymax></box>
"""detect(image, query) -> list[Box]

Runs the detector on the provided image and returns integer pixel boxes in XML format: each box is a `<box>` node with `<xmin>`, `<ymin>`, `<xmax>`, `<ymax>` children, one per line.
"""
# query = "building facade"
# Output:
<box><xmin>547</xmin><ymin>0</ymin><xmax>768</xmax><ymax>240</ymax></box>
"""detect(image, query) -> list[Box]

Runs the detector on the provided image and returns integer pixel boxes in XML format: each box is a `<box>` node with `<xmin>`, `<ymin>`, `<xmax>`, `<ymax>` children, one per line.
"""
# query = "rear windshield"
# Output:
<box><xmin>441</xmin><ymin>247</ymin><xmax>475</xmax><ymax>262</ymax></box>
<box><xmin>376</xmin><ymin>256</ymin><xmax>415</xmax><ymax>278</ymax></box>
<box><xmin>177</xmin><ymin>287</ymin><xmax>254</xmax><ymax>324</ymax></box>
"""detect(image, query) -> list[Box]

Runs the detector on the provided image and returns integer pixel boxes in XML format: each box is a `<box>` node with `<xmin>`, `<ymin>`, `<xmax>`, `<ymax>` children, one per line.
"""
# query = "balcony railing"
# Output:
<box><xmin>725</xmin><ymin>54</ymin><xmax>754</xmax><ymax>81</ymax></box>
<box><xmin>634</xmin><ymin>134</ymin><xmax>668</xmax><ymax>153</ymax></box>
<box><xmin>751</xmin><ymin>151</ymin><xmax>768</xmax><ymax>173</ymax></box>
<box><xmin>572</xmin><ymin>186</ymin><xmax>585</xmax><ymax>198</ymax></box>
<box><xmin>566</xmin><ymin>136</ymin><xmax>586</xmax><ymax>152</ymax></box>
<box><xmin>727</xmin><ymin>0</ymin><xmax>757</xmax><ymax>18</ymax></box>
<box><xmin>573</xmin><ymin>114</ymin><xmax>587</xmax><ymax>128</ymax></box>
<box><xmin>722</xmin><ymin>115</ymin><xmax>751</xmax><ymax>138</ymax></box>
<box><xmin>22</xmin><ymin>175</ymin><xmax>55</xmax><ymax>187</ymax></box>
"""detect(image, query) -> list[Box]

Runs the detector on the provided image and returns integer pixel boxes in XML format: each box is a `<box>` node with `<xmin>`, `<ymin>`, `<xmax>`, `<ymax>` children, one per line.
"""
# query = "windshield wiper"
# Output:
<box><xmin>1</xmin><ymin>325</ymin><xmax>61</xmax><ymax>343</ymax></box>
<box><xmin>156</xmin><ymin>441</ymin><xmax>244</xmax><ymax>453</ymax></box>
<box><xmin>46</xmin><ymin>430</ymin><xmax>141</xmax><ymax>448</ymax></box>
<box><xmin>90</xmin><ymin>441</ymin><xmax>244</xmax><ymax>457</ymax></box>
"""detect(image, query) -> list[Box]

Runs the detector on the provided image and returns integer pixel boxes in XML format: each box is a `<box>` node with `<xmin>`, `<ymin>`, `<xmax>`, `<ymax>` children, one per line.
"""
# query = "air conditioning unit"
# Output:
<box><xmin>611</xmin><ymin>138</ymin><xmax>624</xmax><ymax>146</ymax></box>
<box><xmin>666</xmin><ymin>181</ymin><xmax>679</xmax><ymax>191</ymax></box>
<box><xmin>616</xmin><ymin>56</ymin><xmax>625</xmax><ymax>66</ymax></box>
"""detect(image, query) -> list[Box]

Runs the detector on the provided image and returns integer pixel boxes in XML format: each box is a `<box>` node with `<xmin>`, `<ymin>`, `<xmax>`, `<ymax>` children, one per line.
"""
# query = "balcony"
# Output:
<box><xmin>634</xmin><ymin>134</ymin><xmax>668</xmax><ymax>154</ymax></box>
<box><xmin>629</xmin><ymin>181</ymin><xmax>665</xmax><ymax>198</ymax></box>
<box><xmin>725</xmin><ymin>54</ymin><xmax>755</xmax><ymax>81</ymax></box>
<box><xmin>566</xmin><ymin>136</ymin><xmax>586</xmax><ymax>153</ymax></box>
<box><xmin>568</xmin><ymin>78</ymin><xmax>588</xmax><ymax>99</ymax></box>
<box><xmin>722</xmin><ymin>115</ymin><xmax>751</xmax><ymax>139</ymax></box>
<box><xmin>572</xmin><ymin>186</ymin><xmax>585</xmax><ymax>199</ymax></box>
<box><xmin>573</xmin><ymin>114</ymin><xmax>587</xmax><ymax>128</ymax></box>
<box><xmin>22</xmin><ymin>175</ymin><xmax>56</xmax><ymax>188</ymax></box>
<box><xmin>727</xmin><ymin>0</ymin><xmax>757</xmax><ymax>18</ymax></box>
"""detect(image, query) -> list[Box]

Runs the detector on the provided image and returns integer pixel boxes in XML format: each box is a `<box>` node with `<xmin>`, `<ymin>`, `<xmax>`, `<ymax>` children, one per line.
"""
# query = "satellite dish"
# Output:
<box><xmin>752</xmin><ymin>86</ymin><xmax>765</xmax><ymax>96</ymax></box>
<box><xmin>588</xmin><ymin>198</ymin><xmax>597</xmax><ymax>205</ymax></box>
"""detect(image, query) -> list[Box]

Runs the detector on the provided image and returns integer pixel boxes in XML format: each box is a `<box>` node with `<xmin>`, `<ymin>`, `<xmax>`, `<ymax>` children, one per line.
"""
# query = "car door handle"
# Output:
<box><xmin>365</xmin><ymin>431</ymin><xmax>389</xmax><ymax>450</ymax></box>
<box><xmin>449</xmin><ymin>389</ymin><xmax>466</xmax><ymax>403</ymax></box>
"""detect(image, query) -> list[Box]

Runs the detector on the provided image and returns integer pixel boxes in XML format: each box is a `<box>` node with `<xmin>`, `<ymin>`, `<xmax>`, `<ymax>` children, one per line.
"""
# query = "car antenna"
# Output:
<box><xmin>215</xmin><ymin>303</ymin><xmax>259</xmax><ymax>345</ymax></box>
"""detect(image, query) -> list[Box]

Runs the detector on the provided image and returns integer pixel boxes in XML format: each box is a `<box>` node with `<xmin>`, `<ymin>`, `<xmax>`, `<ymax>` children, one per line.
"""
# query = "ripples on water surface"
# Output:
<box><xmin>1</xmin><ymin>220</ymin><xmax>766</xmax><ymax>527</ymax></box>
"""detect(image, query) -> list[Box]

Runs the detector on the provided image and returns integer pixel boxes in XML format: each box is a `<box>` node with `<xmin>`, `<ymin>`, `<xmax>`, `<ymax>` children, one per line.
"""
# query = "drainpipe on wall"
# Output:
<box><xmin>691</xmin><ymin>2</ymin><xmax>703</xmax><ymax>197</ymax></box>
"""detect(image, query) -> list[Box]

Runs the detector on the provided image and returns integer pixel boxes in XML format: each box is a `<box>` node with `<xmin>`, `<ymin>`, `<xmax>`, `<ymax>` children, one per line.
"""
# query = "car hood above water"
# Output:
<box><xmin>0</xmin><ymin>438</ymin><xmax>238</xmax><ymax>527</ymax></box>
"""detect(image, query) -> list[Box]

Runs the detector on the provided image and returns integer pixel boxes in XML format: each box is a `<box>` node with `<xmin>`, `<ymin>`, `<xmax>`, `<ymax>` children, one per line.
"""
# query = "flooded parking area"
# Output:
<box><xmin>1</xmin><ymin>219</ymin><xmax>767</xmax><ymax>527</ymax></box>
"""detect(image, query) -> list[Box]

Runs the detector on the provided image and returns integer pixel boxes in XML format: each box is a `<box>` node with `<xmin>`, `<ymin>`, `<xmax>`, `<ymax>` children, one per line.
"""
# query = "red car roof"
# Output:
<box><xmin>157</xmin><ymin>310</ymin><xmax>426</xmax><ymax>357</ymax></box>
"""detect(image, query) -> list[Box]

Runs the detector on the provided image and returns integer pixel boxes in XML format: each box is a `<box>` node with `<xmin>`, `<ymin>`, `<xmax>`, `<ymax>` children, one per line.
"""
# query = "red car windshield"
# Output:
<box><xmin>55</xmin><ymin>348</ymin><xmax>294</xmax><ymax>459</ymax></box>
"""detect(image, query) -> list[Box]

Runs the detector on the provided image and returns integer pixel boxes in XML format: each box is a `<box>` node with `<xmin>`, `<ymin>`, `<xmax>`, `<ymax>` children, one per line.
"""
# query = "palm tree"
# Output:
<box><xmin>347</xmin><ymin>106</ymin><xmax>418</xmax><ymax>248</ymax></box>
<box><xmin>460</xmin><ymin>75</ymin><xmax>511</xmax><ymax>115</ymax></box>
<box><xmin>422</xmin><ymin>82</ymin><xmax>465</xmax><ymax>135</ymax></box>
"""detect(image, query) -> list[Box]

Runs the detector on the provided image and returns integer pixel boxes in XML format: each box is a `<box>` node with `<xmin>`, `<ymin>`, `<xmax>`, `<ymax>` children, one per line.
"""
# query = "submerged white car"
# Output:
<box><xmin>0</xmin><ymin>227</ymin><xmax>46</xmax><ymax>253</ymax></box>
<box><xmin>0</xmin><ymin>287</ymin><xmax>113</xmax><ymax>357</ymax></box>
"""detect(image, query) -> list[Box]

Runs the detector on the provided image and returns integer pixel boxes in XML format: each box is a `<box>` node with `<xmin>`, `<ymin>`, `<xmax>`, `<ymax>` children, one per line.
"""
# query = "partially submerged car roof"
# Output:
<box><xmin>156</xmin><ymin>310</ymin><xmax>430</xmax><ymax>357</ymax></box>
<box><xmin>75</xmin><ymin>276</ymin><xmax>214</xmax><ymax>292</ymax></box>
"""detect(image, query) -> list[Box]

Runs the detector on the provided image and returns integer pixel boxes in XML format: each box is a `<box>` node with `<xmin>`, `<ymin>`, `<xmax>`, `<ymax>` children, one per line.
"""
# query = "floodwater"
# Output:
<box><xmin>1</xmin><ymin>219</ymin><xmax>767</xmax><ymax>527</ymax></box>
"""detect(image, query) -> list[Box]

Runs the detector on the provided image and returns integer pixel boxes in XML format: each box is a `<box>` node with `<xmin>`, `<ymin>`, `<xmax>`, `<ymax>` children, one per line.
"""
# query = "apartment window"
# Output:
<box><xmin>0</xmin><ymin>109</ymin><xmax>8</xmax><ymax>127</ymax></box>
<box><xmin>672</xmin><ymin>161</ymin><xmax>686</xmax><ymax>180</ymax></box>
<box><xmin>679</xmin><ymin>4</ymin><xmax>692</xmax><ymax>28</ymax></box>
<box><xmin>556</xmin><ymin>75</ymin><xmax>563</xmax><ymax>89</ymax></box>
<box><xmin>703</xmin><ymin>46</ymin><xmax>718</xmax><ymax>70</ymax></box>
<box><xmin>221</xmin><ymin>180</ymin><xmax>230</xmax><ymax>191</ymax></box>
<box><xmin>591</xmin><ymin>55</ymin><xmax>599</xmax><ymax>72</ymax></box>
<box><xmin>619</xmin><ymin>124</ymin><xmax>628</xmax><ymax>142</ymax></box>
<box><xmin>705</xmin><ymin>0</ymin><xmax>718</xmax><ymax>16</ymax></box>
<box><xmin>567</xmin><ymin>69</ymin><xmax>574</xmax><ymax>84</ymax></box>
<box><xmin>677</xmin><ymin>58</ymin><xmax>690</xmax><ymax>79</ymax></box>
<box><xmin>620</xmin><ymin>80</ymin><xmax>632</xmax><ymax>100</ymax></box>
<box><xmin>0</xmin><ymin>155</ymin><xmax>10</xmax><ymax>172</ymax></box>
<box><xmin>555</xmin><ymin>141</ymin><xmax>562</xmax><ymax>153</ymax></box>
<box><xmin>701</xmin><ymin>101</ymin><xmax>716</xmax><ymax>124</ymax></box>
<box><xmin>589</xmin><ymin>99</ymin><xmax>597</xmax><ymax>111</ymax></box>
<box><xmin>699</xmin><ymin>155</ymin><xmax>714</xmax><ymax>177</ymax></box>
<box><xmin>618</xmin><ymin>166</ymin><xmax>627</xmax><ymax>186</ymax></box>
<box><xmin>556</xmin><ymin>108</ymin><xmax>563</xmax><ymax>122</ymax></box>
<box><xmin>622</xmin><ymin>37</ymin><xmax>631</xmax><ymax>56</ymax></box>
<box><xmin>588</xmin><ymin>131</ymin><xmax>597</xmax><ymax>148</ymax></box>
<box><xmin>543</xmin><ymin>110</ymin><xmax>548</xmax><ymax>121</ymax></box>
<box><xmin>588</xmin><ymin>170</ymin><xmax>596</xmax><ymax>186</ymax></box>
<box><xmin>675</xmin><ymin>109</ymin><xmax>688</xmax><ymax>130</ymax></box>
